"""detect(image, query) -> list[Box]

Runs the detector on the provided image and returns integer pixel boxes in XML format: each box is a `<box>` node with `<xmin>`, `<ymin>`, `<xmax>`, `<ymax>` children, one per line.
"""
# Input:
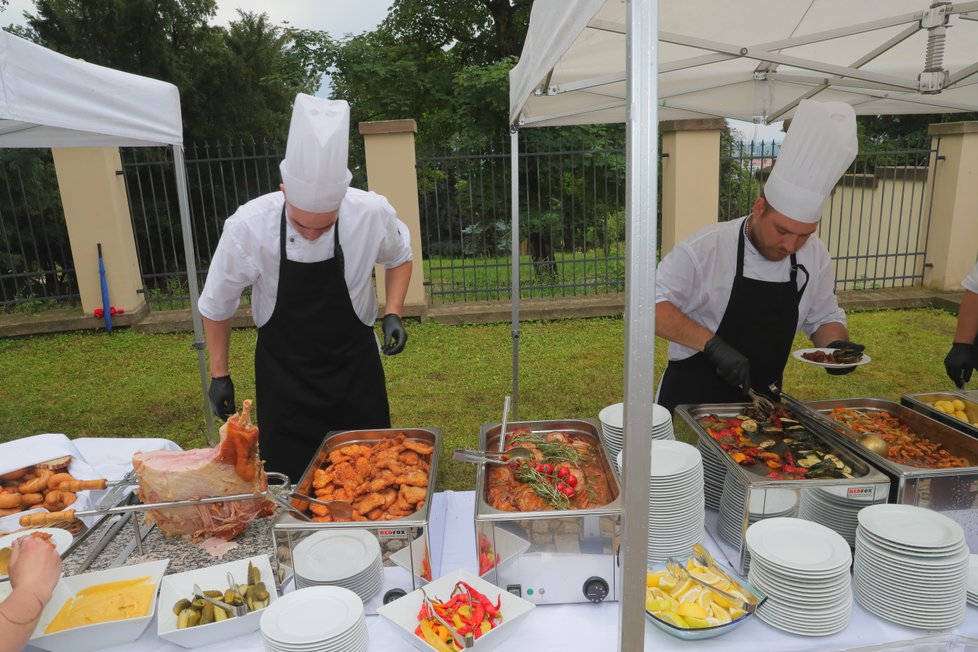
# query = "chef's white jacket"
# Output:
<box><xmin>198</xmin><ymin>189</ymin><xmax>413</xmax><ymax>328</ymax></box>
<box><xmin>963</xmin><ymin>261</ymin><xmax>978</xmax><ymax>294</ymax></box>
<box><xmin>655</xmin><ymin>215</ymin><xmax>846</xmax><ymax>361</ymax></box>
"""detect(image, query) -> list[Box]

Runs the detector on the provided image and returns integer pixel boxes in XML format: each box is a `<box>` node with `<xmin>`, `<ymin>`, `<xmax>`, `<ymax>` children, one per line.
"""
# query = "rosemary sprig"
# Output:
<box><xmin>509</xmin><ymin>433</ymin><xmax>583</xmax><ymax>466</ymax></box>
<box><xmin>513</xmin><ymin>463</ymin><xmax>570</xmax><ymax>510</ymax></box>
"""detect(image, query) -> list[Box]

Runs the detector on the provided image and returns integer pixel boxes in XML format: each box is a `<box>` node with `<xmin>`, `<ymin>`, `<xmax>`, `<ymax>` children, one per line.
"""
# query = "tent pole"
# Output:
<box><xmin>172</xmin><ymin>144</ymin><xmax>217</xmax><ymax>446</ymax></box>
<box><xmin>620</xmin><ymin>0</ymin><xmax>658</xmax><ymax>650</ymax></box>
<box><xmin>510</xmin><ymin>128</ymin><xmax>521</xmax><ymax>420</ymax></box>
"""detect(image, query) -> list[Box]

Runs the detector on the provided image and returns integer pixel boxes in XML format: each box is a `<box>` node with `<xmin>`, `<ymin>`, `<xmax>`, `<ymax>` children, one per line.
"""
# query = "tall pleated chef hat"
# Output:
<box><xmin>764</xmin><ymin>99</ymin><xmax>858</xmax><ymax>223</ymax></box>
<box><xmin>279</xmin><ymin>94</ymin><xmax>352</xmax><ymax>213</ymax></box>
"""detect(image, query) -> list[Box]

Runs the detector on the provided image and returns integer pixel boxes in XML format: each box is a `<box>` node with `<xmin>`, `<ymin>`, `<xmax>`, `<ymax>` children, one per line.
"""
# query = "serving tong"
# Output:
<box><xmin>664</xmin><ymin>557</ymin><xmax>757</xmax><ymax>614</ymax></box>
<box><xmin>452</xmin><ymin>447</ymin><xmax>532</xmax><ymax>466</ymax></box>
<box><xmin>421</xmin><ymin>587</ymin><xmax>474</xmax><ymax>649</ymax></box>
<box><xmin>193</xmin><ymin>582</ymin><xmax>248</xmax><ymax>618</ymax></box>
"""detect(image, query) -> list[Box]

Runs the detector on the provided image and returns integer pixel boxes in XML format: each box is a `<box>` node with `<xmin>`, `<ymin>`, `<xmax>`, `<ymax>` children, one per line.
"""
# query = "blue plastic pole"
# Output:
<box><xmin>97</xmin><ymin>242</ymin><xmax>112</xmax><ymax>333</ymax></box>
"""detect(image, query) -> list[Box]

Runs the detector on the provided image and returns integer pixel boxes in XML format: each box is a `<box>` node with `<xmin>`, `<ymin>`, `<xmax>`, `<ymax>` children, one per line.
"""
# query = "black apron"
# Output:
<box><xmin>658</xmin><ymin>223</ymin><xmax>809</xmax><ymax>412</ymax></box>
<box><xmin>255</xmin><ymin>203</ymin><xmax>390</xmax><ymax>482</ymax></box>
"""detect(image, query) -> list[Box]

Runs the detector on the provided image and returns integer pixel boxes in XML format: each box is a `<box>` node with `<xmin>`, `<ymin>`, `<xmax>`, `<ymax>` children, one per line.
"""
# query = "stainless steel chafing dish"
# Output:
<box><xmin>473</xmin><ymin>419</ymin><xmax>622</xmax><ymax>605</ymax></box>
<box><xmin>272</xmin><ymin>427</ymin><xmax>442</xmax><ymax>614</ymax></box>
<box><xmin>900</xmin><ymin>392</ymin><xmax>978</xmax><ymax>439</ymax></box>
<box><xmin>803</xmin><ymin>398</ymin><xmax>978</xmax><ymax>552</ymax></box>
<box><xmin>674</xmin><ymin>403</ymin><xmax>890</xmax><ymax>575</ymax></box>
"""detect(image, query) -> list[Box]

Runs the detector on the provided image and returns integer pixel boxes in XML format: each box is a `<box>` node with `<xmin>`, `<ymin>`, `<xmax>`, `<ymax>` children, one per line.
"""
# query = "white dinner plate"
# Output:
<box><xmin>746</xmin><ymin>518</ymin><xmax>851</xmax><ymax>574</ymax></box>
<box><xmin>857</xmin><ymin>504</ymin><xmax>965</xmax><ymax>549</ymax></box>
<box><xmin>260</xmin><ymin>586</ymin><xmax>363</xmax><ymax>646</ymax></box>
<box><xmin>292</xmin><ymin>530</ymin><xmax>380</xmax><ymax>583</ymax></box>
<box><xmin>0</xmin><ymin>528</ymin><xmax>73</xmax><ymax>579</ymax></box>
<box><xmin>792</xmin><ymin>348</ymin><xmax>871</xmax><ymax>368</ymax></box>
<box><xmin>598</xmin><ymin>403</ymin><xmax>624</xmax><ymax>429</ymax></box>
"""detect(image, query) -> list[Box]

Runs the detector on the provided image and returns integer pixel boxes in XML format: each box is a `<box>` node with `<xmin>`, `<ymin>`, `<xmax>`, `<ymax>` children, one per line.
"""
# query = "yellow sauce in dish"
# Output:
<box><xmin>44</xmin><ymin>576</ymin><xmax>155</xmax><ymax>634</ymax></box>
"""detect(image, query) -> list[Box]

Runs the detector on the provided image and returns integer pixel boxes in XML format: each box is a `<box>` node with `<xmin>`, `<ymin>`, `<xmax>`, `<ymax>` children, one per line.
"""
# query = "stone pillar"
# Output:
<box><xmin>659</xmin><ymin>118</ymin><xmax>725</xmax><ymax>256</ymax></box>
<box><xmin>923</xmin><ymin>121</ymin><xmax>978</xmax><ymax>291</ymax></box>
<box><xmin>52</xmin><ymin>147</ymin><xmax>146</xmax><ymax>315</ymax></box>
<box><xmin>357</xmin><ymin>119</ymin><xmax>427</xmax><ymax>317</ymax></box>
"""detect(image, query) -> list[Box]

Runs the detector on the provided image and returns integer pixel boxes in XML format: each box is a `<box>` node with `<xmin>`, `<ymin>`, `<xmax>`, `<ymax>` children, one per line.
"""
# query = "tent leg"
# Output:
<box><xmin>173</xmin><ymin>145</ymin><xmax>217</xmax><ymax>446</ymax></box>
<box><xmin>510</xmin><ymin>128</ymin><xmax>521</xmax><ymax>420</ymax></box>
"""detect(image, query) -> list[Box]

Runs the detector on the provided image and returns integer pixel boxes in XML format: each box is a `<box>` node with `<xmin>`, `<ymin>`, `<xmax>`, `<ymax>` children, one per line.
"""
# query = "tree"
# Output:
<box><xmin>22</xmin><ymin>1</ymin><xmax>332</xmax><ymax>142</ymax></box>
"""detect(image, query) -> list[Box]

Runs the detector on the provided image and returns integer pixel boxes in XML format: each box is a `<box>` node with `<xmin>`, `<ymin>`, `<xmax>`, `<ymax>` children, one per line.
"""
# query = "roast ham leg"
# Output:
<box><xmin>134</xmin><ymin>400</ymin><xmax>274</xmax><ymax>540</ymax></box>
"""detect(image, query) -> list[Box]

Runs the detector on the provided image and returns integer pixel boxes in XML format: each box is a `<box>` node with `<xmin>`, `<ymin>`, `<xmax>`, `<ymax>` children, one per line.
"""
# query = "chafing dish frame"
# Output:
<box><xmin>271</xmin><ymin>427</ymin><xmax>442</xmax><ymax>613</ymax></box>
<box><xmin>675</xmin><ymin>402</ymin><xmax>890</xmax><ymax>575</ymax></box>
<box><xmin>474</xmin><ymin>419</ymin><xmax>623</xmax><ymax>605</ymax></box>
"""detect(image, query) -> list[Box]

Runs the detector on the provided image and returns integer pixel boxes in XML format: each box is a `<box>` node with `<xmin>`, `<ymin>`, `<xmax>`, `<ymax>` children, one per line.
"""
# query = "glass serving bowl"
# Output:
<box><xmin>645</xmin><ymin>559</ymin><xmax>766</xmax><ymax>641</ymax></box>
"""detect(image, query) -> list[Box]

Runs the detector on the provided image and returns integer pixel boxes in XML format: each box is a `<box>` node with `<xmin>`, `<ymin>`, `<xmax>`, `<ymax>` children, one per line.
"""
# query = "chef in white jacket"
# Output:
<box><xmin>198</xmin><ymin>94</ymin><xmax>413</xmax><ymax>481</ymax></box>
<box><xmin>655</xmin><ymin>100</ymin><xmax>864</xmax><ymax>412</ymax></box>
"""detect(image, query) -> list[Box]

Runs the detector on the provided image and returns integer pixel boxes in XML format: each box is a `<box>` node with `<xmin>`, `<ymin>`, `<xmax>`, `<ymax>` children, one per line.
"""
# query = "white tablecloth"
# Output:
<box><xmin>11</xmin><ymin>453</ymin><xmax>978</xmax><ymax>652</ymax></box>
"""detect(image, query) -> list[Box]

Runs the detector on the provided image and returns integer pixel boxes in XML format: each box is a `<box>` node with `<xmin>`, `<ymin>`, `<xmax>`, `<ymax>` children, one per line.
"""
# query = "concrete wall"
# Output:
<box><xmin>660</xmin><ymin>119</ymin><xmax>724</xmax><ymax>256</ymax></box>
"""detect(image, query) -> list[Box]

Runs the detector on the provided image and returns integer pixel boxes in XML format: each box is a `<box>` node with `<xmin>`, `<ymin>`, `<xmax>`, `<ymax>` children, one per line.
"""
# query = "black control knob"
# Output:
<box><xmin>383</xmin><ymin>588</ymin><xmax>407</xmax><ymax>604</ymax></box>
<box><xmin>582</xmin><ymin>576</ymin><xmax>610</xmax><ymax>603</ymax></box>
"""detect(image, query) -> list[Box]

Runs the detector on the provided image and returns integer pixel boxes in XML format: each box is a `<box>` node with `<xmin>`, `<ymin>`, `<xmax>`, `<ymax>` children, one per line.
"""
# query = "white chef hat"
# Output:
<box><xmin>764</xmin><ymin>100</ymin><xmax>858</xmax><ymax>223</ymax></box>
<box><xmin>279</xmin><ymin>94</ymin><xmax>352</xmax><ymax>213</ymax></box>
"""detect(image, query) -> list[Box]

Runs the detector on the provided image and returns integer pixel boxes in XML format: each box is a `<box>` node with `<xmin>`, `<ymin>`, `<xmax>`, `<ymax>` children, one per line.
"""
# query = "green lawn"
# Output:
<box><xmin>0</xmin><ymin>308</ymin><xmax>963</xmax><ymax>491</ymax></box>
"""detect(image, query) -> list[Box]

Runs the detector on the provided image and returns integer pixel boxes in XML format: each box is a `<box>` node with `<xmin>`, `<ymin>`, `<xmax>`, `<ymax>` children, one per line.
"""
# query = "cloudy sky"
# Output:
<box><xmin>0</xmin><ymin>0</ymin><xmax>782</xmax><ymax>141</ymax></box>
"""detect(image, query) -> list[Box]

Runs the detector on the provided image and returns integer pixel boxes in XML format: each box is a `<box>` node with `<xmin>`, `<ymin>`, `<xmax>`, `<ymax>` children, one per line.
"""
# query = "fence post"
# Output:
<box><xmin>52</xmin><ymin>147</ymin><xmax>146</xmax><ymax>317</ymax></box>
<box><xmin>660</xmin><ymin>118</ymin><xmax>725</xmax><ymax>257</ymax></box>
<box><xmin>923</xmin><ymin>121</ymin><xmax>978</xmax><ymax>291</ymax></box>
<box><xmin>357</xmin><ymin>119</ymin><xmax>427</xmax><ymax>318</ymax></box>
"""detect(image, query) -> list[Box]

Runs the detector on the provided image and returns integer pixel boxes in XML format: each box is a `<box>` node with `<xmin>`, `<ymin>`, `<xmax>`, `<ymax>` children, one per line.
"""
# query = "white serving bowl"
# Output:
<box><xmin>157</xmin><ymin>554</ymin><xmax>277</xmax><ymax>649</ymax></box>
<box><xmin>6</xmin><ymin>558</ymin><xmax>169</xmax><ymax>652</ymax></box>
<box><xmin>377</xmin><ymin>568</ymin><xmax>535</xmax><ymax>651</ymax></box>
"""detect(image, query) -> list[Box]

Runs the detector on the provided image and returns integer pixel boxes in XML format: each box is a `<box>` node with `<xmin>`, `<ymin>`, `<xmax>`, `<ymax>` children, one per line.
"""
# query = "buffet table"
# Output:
<box><xmin>8</xmin><ymin>438</ymin><xmax>978</xmax><ymax>652</ymax></box>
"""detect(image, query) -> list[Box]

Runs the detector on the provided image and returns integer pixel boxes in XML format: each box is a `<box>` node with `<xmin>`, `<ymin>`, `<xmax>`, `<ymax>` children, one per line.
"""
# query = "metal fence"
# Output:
<box><xmin>0</xmin><ymin>134</ymin><xmax>940</xmax><ymax>313</ymax></box>
<box><xmin>418</xmin><ymin>136</ymin><xmax>631</xmax><ymax>303</ymax></box>
<box><xmin>718</xmin><ymin>137</ymin><xmax>939</xmax><ymax>290</ymax></box>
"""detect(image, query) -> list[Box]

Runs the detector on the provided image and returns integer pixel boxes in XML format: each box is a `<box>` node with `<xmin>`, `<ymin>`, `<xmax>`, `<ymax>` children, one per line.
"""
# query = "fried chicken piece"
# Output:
<box><xmin>354</xmin><ymin>456</ymin><xmax>373</xmax><ymax>480</ymax></box>
<box><xmin>312</xmin><ymin>515</ymin><xmax>332</xmax><ymax>523</ymax></box>
<box><xmin>333</xmin><ymin>462</ymin><xmax>363</xmax><ymax>491</ymax></box>
<box><xmin>366</xmin><ymin>507</ymin><xmax>384</xmax><ymax>520</ymax></box>
<box><xmin>395</xmin><ymin>471</ymin><xmax>429</xmax><ymax>487</ymax></box>
<box><xmin>380</xmin><ymin>488</ymin><xmax>398</xmax><ymax>509</ymax></box>
<box><xmin>399</xmin><ymin>485</ymin><xmax>427</xmax><ymax>506</ymax></box>
<box><xmin>355</xmin><ymin>470</ymin><xmax>396</xmax><ymax>494</ymax></box>
<box><xmin>312</xmin><ymin>468</ymin><xmax>334</xmax><ymax>489</ymax></box>
<box><xmin>399</xmin><ymin>450</ymin><xmax>421</xmax><ymax>466</ymax></box>
<box><xmin>353</xmin><ymin>491</ymin><xmax>387</xmax><ymax>514</ymax></box>
<box><xmin>402</xmin><ymin>439</ymin><xmax>433</xmax><ymax>455</ymax></box>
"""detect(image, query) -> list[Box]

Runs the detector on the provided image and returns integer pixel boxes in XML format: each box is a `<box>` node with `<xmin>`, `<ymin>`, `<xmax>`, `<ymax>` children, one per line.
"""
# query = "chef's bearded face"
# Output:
<box><xmin>750</xmin><ymin>196</ymin><xmax>818</xmax><ymax>261</ymax></box>
<box><xmin>280</xmin><ymin>183</ymin><xmax>338</xmax><ymax>241</ymax></box>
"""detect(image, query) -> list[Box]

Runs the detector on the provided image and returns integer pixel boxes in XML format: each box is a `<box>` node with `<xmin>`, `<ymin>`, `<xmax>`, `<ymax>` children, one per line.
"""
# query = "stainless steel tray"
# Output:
<box><xmin>289</xmin><ymin>427</ymin><xmax>442</xmax><ymax>527</ymax></box>
<box><xmin>901</xmin><ymin>392</ymin><xmax>978</xmax><ymax>439</ymax></box>
<box><xmin>475</xmin><ymin>419</ymin><xmax>622</xmax><ymax>519</ymax></box>
<box><xmin>804</xmin><ymin>398</ymin><xmax>978</xmax><ymax>477</ymax></box>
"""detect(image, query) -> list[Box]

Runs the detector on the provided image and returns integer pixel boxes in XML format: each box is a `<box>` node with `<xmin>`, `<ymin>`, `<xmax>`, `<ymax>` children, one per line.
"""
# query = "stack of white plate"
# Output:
<box><xmin>746</xmin><ymin>518</ymin><xmax>853</xmax><ymax>636</ymax></box>
<box><xmin>600</xmin><ymin>402</ymin><xmax>674</xmax><ymax>476</ymax></box>
<box><xmin>293</xmin><ymin>530</ymin><xmax>384</xmax><ymax>602</ymax></box>
<box><xmin>967</xmin><ymin>555</ymin><xmax>978</xmax><ymax>607</ymax></box>
<box><xmin>698</xmin><ymin>441</ymin><xmax>728</xmax><ymax>510</ymax></box>
<box><xmin>717</xmin><ymin>473</ymin><xmax>797</xmax><ymax>550</ymax></box>
<box><xmin>853</xmin><ymin>504</ymin><xmax>968</xmax><ymax>629</ymax></box>
<box><xmin>631</xmin><ymin>440</ymin><xmax>705</xmax><ymax>563</ymax></box>
<box><xmin>798</xmin><ymin>485</ymin><xmax>883</xmax><ymax>547</ymax></box>
<box><xmin>260</xmin><ymin>586</ymin><xmax>368</xmax><ymax>652</ymax></box>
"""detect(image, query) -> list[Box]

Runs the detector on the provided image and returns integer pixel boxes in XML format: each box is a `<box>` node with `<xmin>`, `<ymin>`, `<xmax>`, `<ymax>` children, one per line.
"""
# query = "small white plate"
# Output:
<box><xmin>0</xmin><ymin>528</ymin><xmax>73</xmax><ymax>579</ymax></box>
<box><xmin>292</xmin><ymin>529</ymin><xmax>380</xmax><ymax>583</ymax></box>
<box><xmin>792</xmin><ymin>348</ymin><xmax>870</xmax><ymax>368</ymax></box>
<box><xmin>260</xmin><ymin>586</ymin><xmax>363</xmax><ymax>646</ymax></box>
<box><xmin>746</xmin><ymin>518</ymin><xmax>851</xmax><ymax>574</ymax></box>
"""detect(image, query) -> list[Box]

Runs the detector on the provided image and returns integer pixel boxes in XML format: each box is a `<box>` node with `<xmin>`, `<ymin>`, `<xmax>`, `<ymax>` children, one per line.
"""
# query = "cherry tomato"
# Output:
<box><xmin>557</xmin><ymin>466</ymin><xmax>570</xmax><ymax>479</ymax></box>
<box><xmin>559</xmin><ymin>484</ymin><xmax>575</xmax><ymax>497</ymax></box>
<box><xmin>541</xmin><ymin>463</ymin><xmax>553</xmax><ymax>475</ymax></box>
<box><xmin>565</xmin><ymin>473</ymin><xmax>578</xmax><ymax>487</ymax></box>
<box><xmin>534</xmin><ymin>463</ymin><xmax>545</xmax><ymax>474</ymax></box>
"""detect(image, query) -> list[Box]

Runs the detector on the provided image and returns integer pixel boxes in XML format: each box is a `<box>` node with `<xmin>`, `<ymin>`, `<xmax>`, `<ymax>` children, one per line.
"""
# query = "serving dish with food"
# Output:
<box><xmin>804</xmin><ymin>398</ymin><xmax>978</xmax><ymax>550</ymax></box>
<box><xmin>474</xmin><ymin>419</ymin><xmax>622</xmax><ymax>605</ymax></box>
<box><xmin>674</xmin><ymin>403</ymin><xmax>889</xmax><ymax>574</ymax></box>
<box><xmin>901</xmin><ymin>392</ymin><xmax>978</xmax><ymax>439</ymax></box>
<box><xmin>274</xmin><ymin>427</ymin><xmax>442</xmax><ymax>614</ymax></box>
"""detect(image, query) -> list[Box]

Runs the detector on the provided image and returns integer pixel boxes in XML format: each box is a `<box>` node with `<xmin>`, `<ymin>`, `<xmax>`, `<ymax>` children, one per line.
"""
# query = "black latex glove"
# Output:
<box><xmin>825</xmin><ymin>339</ymin><xmax>865</xmax><ymax>376</ymax></box>
<box><xmin>944</xmin><ymin>343</ymin><xmax>977</xmax><ymax>388</ymax></box>
<box><xmin>381</xmin><ymin>313</ymin><xmax>408</xmax><ymax>355</ymax></box>
<box><xmin>208</xmin><ymin>375</ymin><xmax>236</xmax><ymax>421</ymax></box>
<box><xmin>703</xmin><ymin>336</ymin><xmax>751</xmax><ymax>393</ymax></box>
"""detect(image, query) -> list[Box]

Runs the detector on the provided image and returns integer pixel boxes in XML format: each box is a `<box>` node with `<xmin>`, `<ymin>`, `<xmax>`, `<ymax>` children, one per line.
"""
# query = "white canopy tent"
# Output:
<box><xmin>508</xmin><ymin>1</ymin><xmax>978</xmax><ymax>649</ymax></box>
<box><xmin>0</xmin><ymin>30</ymin><xmax>214</xmax><ymax>442</ymax></box>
